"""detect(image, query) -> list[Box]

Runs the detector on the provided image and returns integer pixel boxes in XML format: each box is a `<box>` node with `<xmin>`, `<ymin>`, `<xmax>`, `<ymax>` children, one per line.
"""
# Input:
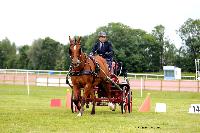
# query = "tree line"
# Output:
<box><xmin>0</xmin><ymin>18</ymin><xmax>199</xmax><ymax>72</ymax></box>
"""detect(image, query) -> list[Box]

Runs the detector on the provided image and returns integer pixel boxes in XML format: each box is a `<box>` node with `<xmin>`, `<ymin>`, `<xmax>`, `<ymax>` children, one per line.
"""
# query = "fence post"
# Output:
<box><xmin>13</xmin><ymin>74</ymin><xmax>15</xmax><ymax>85</ymax></box>
<box><xmin>3</xmin><ymin>73</ymin><xmax>6</xmax><ymax>84</ymax></box>
<box><xmin>26</xmin><ymin>72</ymin><xmax>30</xmax><ymax>96</ymax></box>
<box><xmin>178</xmin><ymin>80</ymin><xmax>181</xmax><ymax>92</ymax></box>
<box><xmin>161</xmin><ymin>80</ymin><xmax>163</xmax><ymax>91</ymax></box>
<box><xmin>59</xmin><ymin>77</ymin><xmax>61</xmax><ymax>87</ymax></box>
<box><xmin>3</xmin><ymin>73</ymin><xmax>5</xmax><ymax>84</ymax></box>
<box><xmin>35</xmin><ymin>74</ymin><xmax>37</xmax><ymax>86</ymax></box>
<box><xmin>140</xmin><ymin>77</ymin><xmax>143</xmax><ymax>97</ymax></box>
<box><xmin>47</xmin><ymin>76</ymin><xmax>49</xmax><ymax>87</ymax></box>
<box><xmin>24</xmin><ymin>75</ymin><xmax>26</xmax><ymax>85</ymax></box>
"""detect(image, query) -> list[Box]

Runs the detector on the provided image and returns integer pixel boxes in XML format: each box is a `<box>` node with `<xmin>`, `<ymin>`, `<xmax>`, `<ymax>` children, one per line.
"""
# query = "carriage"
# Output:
<box><xmin>66</xmin><ymin>58</ymin><xmax>132</xmax><ymax>114</ymax></box>
<box><xmin>66</xmin><ymin>36</ymin><xmax>132</xmax><ymax>116</ymax></box>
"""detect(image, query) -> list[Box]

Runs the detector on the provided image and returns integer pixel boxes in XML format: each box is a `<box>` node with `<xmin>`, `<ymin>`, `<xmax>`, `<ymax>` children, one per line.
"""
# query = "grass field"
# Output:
<box><xmin>0</xmin><ymin>84</ymin><xmax>200</xmax><ymax>133</ymax></box>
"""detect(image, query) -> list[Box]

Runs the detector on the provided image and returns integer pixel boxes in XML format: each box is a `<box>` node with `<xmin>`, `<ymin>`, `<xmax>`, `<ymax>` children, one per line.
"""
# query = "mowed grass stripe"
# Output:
<box><xmin>0</xmin><ymin>84</ymin><xmax>200</xmax><ymax>133</ymax></box>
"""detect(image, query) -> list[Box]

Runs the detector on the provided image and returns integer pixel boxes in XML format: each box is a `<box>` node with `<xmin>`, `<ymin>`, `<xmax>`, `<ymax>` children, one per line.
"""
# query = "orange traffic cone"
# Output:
<box><xmin>139</xmin><ymin>93</ymin><xmax>151</xmax><ymax>112</ymax></box>
<box><xmin>66</xmin><ymin>89</ymin><xmax>71</xmax><ymax>109</ymax></box>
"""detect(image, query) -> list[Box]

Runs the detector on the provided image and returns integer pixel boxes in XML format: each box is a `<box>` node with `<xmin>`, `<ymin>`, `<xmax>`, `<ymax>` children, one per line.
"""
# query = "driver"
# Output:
<box><xmin>91</xmin><ymin>31</ymin><xmax>113</xmax><ymax>71</ymax></box>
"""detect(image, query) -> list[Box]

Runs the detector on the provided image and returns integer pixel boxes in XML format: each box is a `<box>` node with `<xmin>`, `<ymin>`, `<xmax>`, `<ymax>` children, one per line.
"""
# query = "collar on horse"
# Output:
<box><xmin>69</xmin><ymin>70</ymin><xmax>96</xmax><ymax>76</ymax></box>
<box><xmin>68</xmin><ymin>54</ymin><xmax>100</xmax><ymax>76</ymax></box>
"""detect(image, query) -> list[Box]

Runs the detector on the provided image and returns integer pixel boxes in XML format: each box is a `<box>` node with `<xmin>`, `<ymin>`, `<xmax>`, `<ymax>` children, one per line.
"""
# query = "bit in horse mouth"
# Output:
<box><xmin>74</xmin><ymin>63</ymin><xmax>80</xmax><ymax>68</ymax></box>
<box><xmin>75</xmin><ymin>65</ymin><xmax>79</xmax><ymax>67</ymax></box>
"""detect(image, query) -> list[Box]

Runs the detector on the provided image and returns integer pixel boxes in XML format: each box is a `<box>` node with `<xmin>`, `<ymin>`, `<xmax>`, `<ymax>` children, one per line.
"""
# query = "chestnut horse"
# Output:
<box><xmin>69</xmin><ymin>36</ymin><xmax>111</xmax><ymax>116</ymax></box>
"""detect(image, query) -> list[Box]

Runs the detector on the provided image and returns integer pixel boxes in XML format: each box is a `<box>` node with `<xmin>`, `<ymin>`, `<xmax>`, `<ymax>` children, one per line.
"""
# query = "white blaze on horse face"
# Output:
<box><xmin>74</xmin><ymin>45</ymin><xmax>76</xmax><ymax>51</ymax></box>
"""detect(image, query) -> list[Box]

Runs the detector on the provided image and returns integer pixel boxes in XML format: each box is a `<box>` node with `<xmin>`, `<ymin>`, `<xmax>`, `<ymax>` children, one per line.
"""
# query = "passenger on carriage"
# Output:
<box><xmin>90</xmin><ymin>31</ymin><xmax>113</xmax><ymax>72</ymax></box>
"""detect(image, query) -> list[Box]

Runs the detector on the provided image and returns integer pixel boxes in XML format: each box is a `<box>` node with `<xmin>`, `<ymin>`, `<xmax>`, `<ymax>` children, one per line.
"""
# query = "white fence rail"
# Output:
<box><xmin>0</xmin><ymin>69</ymin><xmax>68</xmax><ymax>75</ymax></box>
<box><xmin>0</xmin><ymin>69</ymin><xmax>195</xmax><ymax>80</ymax></box>
<box><xmin>0</xmin><ymin>69</ymin><xmax>69</xmax><ymax>87</ymax></box>
<box><xmin>127</xmin><ymin>73</ymin><xmax>195</xmax><ymax>80</ymax></box>
<box><xmin>0</xmin><ymin>69</ymin><xmax>199</xmax><ymax>92</ymax></box>
<box><xmin>0</xmin><ymin>69</ymin><xmax>196</xmax><ymax>88</ymax></box>
<box><xmin>36</xmin><ymin>77</ymin><xmax>70</xmax><ymax>87</ymax></box>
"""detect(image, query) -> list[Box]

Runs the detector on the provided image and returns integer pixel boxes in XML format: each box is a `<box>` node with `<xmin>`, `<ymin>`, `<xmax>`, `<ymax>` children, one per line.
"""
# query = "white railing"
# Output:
<box><xmin>181</xmin><ymin>76</ymin><xmax>196</xmax><ymax>80</ymax></box>
<box><xmin>0</xmin><ymin>69</ymin><xmax>198</xmax><ymax>93</ymax></box>
<box><xmin>0</xmin><ymin>69</ymin><xmax>69</xmax><ymax>87</ymax></box>
<box><xmin>127</xmin><ymin>73</ymin><xmax>195</xmax><ymax>80</ymax></box>
<box><xmin>0</xmin><ymin>69</ymin><xmax>68</xmax><ymax>75</ymax></box>
<box><xmin>0</xmin><ymin>69</ymin><xmax>196</xmax><ymax>81</ymax></box>
<box><xmin>127</xmin><ymin>73</ymin><xmax>164</xmax><ymax>79</ymax></box>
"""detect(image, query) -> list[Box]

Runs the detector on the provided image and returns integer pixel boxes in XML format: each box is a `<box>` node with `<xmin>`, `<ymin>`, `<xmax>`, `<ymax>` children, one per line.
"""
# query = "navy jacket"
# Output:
<box><xmin>92</xmin><ymin>40</ymin><xmax>113</xmax><ymax>59</ymax></box>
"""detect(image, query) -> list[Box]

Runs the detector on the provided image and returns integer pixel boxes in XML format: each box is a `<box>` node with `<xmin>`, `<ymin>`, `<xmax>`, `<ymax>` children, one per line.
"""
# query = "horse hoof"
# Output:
<box><xmin>77</xmin><ymin>113</ymin><xmax>82</xmax><ymax>117</ymax></box>
<box><xmin>91</xmin><ymin>112</ymin><xmax>95</xmax><ymax>115</ymax></box>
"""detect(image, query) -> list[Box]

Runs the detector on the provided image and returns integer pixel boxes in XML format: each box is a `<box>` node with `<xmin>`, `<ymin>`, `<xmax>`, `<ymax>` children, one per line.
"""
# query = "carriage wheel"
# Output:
<box><xmin>121</xmin><ymin>102</ymin><xmax>124</xmax><ymax>114</ymax></box>
<box><xmin>121</xmin><ymin>87</ymin><xmax>126</xmax><ymax>114</ymax></box>
<box><xmin>124</xmin><ymin>88</ymin><xmax>132</xmax><ymax>113</ymax></box>
<box><xmin>121</xmin><ymin>102</ymin><xmax>126</xmax><ymax>114</ymax></box>
<box><xmin>127</xmin><ymin>90</ymin><xmax>132</xmax><ymax>113</ymax></box>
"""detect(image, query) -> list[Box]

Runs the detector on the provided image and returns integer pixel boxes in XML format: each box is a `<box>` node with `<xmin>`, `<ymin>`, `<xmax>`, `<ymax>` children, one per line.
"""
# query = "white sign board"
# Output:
<box><xmin>189</xmin><ymin>104</ymin><xmax>200</xmax><ymax>114</ymax></box>
<box><xmin>155</xmin><ymin>103</ymin><xmax>166</xmax><ymax>112</ymax></box>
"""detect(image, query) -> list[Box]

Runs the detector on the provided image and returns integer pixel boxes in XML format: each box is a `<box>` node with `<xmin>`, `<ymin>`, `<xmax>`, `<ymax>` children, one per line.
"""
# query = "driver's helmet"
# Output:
<box><xmin>98</xmin><ymin>31</ymin><xmax>107</xmax><ymax>37</ymax></box>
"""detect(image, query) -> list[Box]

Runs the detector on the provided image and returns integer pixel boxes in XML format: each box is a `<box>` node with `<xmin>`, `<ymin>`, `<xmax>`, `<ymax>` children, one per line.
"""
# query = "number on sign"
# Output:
<box><xmin>189</xmin><ymin>104</ymin><xmax>200</xmax><ymax>113</ymax></box>
<box><xmin>192</xmin><ymin>105</ymin><xmax>200</xmax><ymax>113</ymax></box>
<box><xmin>196</xmin><ymin>106</ymin><xmax>200</xmax><ymax>112</ymax></box>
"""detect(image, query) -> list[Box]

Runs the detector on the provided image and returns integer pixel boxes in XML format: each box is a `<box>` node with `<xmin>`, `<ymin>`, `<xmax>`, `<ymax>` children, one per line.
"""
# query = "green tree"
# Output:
<box><xmin>141</xmin><ymin>34</ymin><xmax>160</xmax><ymax>72</ymax></box>
<box><xmin>28</xmin><ymin>38</ymin><xmax>43</xmax><ymax>69</ymax></box>
<box><xmin>163</xmin><ymin>40</ymin><xmax>177</xmax><ymax>66</ymax></box>
<box><xmin>175</xmin><ymin>46</ymin><xmax>193</xmax><ymax>71</ymax></box>
<box><xmin>178</xmin><ymin>18</ymin><xmax>200</xmax><ymax>71</ymax></box>
<box><xmin>28</xmin><ymin>37</ymin><xmax>62</xmax><ymax>70</ymax></box>
<box><xmin>152</xmin><ymin>25</ymin><xmax>165</xmax><ymax>69</ymax></box>
<box><xmin>0</xmin><ymin>38</ymin><xmax>17</xmax><ymax>68</ymax></box>
<box><xmin>84</xmin><ymin>22</ymin><xmax>160</xmax><ymax>72</ymax></box>
<box><xmin>152</xmin><ymin>25</ymin><xmax>178</xmax><ymax>69</ymax></box>
<box><xmin>55</xmin><ymin>44</ymin><xmax>71</xmax><ymax>70</ymax></box>
<box><xmin>16</xmin><ymin>45</ymin><xmax>30</xmax><ymax>69</ymax></box>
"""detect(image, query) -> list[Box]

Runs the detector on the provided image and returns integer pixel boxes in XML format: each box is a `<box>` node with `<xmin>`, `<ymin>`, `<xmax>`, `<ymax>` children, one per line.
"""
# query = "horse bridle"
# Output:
<box><xmin>69</xmin><ymin>46</ymin><xmax>88</xmax><ymax>68</ymax></box>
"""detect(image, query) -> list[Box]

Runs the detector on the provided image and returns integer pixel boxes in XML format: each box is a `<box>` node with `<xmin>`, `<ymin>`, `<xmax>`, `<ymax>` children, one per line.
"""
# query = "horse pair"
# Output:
<box><xmin>68</xmin><ymin>36</ymin><xmax>111</xmax><ymax>116</ymax></box>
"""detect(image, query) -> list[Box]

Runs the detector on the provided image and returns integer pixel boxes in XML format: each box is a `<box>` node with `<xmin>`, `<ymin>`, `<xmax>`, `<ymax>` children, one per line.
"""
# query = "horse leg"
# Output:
<box><xmin>73</xmin><ymin>85</ymin><xmax>81</xmax><ymax>111</ymax></box>
<box><xmin>90</xmin><ymin>86</ymin><xmax>96</xmax><ymax>115</ymax></box>
<box><xmin>86</xmin><ymin>95</ymin><xmax>90</xmax><ymax>108</ymax></box>
<box><xmin>79</xmin><ymin>84</ymin><xmax>92</xmax><ymax>116</ymax></box>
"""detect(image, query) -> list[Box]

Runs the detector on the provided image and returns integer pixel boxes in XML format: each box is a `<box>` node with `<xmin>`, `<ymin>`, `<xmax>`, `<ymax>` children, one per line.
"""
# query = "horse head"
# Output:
<box><xmin>69</xmin><ymin>36</ymin><xmax>82</xmax><ymax>68</ymax></box>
